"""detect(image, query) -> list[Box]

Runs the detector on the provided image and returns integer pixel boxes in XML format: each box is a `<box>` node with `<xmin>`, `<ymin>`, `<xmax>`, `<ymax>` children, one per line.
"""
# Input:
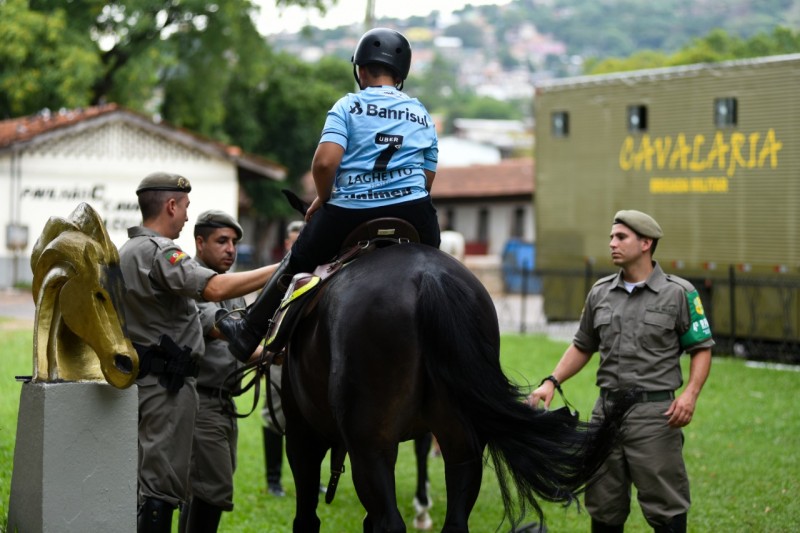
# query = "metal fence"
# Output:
<box><xmin>501</xmin><ymin>263</ymin><xmax>800</xmax><ymax>364</ymax></box>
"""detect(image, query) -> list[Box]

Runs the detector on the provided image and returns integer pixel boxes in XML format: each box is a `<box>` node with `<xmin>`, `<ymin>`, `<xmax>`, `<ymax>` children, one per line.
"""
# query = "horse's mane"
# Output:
<box><xmin>31</xmin><ymin>203</ymin><xmax>117</xmax><ymax>271</ymax></box>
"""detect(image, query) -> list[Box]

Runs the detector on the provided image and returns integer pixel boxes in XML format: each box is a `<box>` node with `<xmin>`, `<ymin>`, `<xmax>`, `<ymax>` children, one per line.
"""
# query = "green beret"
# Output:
<box><xmin>613</xmin><ymin>210</ymin><xmax>663</xmax><ymax>239</ymax></box>
<box><xmin>195</xmin><ymin>210</ymin><xmax>243</xmax><ymax>240</ymax></box>
<box><xmin>136</xmin><ymin>172</ymin><xmax>192</xmax><ymax>194</ymax></box>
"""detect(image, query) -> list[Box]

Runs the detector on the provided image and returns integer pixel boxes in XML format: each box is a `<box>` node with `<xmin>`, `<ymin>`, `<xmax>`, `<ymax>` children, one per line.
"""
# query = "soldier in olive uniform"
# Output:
<box><xmin>120</xmin><ymin>173</ymin><xmax>276</xmax><ymax>533</ymax></box>
<box><xmin>261</xmin><ymin>220</ymin><xmax>304</xmax><ymax>498</ymax></box>
<box><xmin>179</xmin><ymin>210</ymin><xmax>261</xmax><ymax>532</ymax></box>
<box><xmin>527</xmin><ymin>210</ymin><xmax>714</xmax><ymax>533</ymax></box>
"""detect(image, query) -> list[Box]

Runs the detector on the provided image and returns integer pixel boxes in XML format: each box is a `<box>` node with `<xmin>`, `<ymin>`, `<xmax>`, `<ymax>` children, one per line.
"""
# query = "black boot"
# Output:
<box><xmin>264</xmin><ymin>426</ymin><xmax>285</xmax><ymax>497</ymax></box>
<box><xmin>591</xmin><ymin>519</ymin><xmax>625</xmax><ymax>533</ymax></box>
<box><xmin>138</xmin><ymin>497</ymin><xmax>175</xmax><ymax>533</ymax></box>
<box><xmin>182</xmin><ymin>497</ymin><xmax>224</xmax><ymax>533</ymax></box>
<box><xmin>652</xmin><ymin>513</ymin><xmax>686</xmax><ymax>533</ymax></box>
<box><xmin>218</xmin><ymin>254</ymin><xmax>294</xmax><ymax>362</ymax></box>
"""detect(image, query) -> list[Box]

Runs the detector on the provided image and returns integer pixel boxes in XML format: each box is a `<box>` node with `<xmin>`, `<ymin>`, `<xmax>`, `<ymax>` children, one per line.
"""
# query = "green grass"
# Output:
<box><xmin>1</xmin><ymin>326</ymin><xmax>799</xmax><ymax>532</ymax></box>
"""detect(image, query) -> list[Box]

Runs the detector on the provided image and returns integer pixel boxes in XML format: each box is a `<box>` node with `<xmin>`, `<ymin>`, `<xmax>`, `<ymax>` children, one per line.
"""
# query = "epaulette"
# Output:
<box><xmin>664</xmin><ymin>273</ymin><xmax>696</xmax><ymax>292</ymax></box>
<box><xmin>594</xmin><ymin>273</ymin><xmax>617</xmax><ymax>287</ymax></box>
<box><xmin>150</xmin><ymin>236</ymin><xmax>174</xmax><ymax>248</ymax></box>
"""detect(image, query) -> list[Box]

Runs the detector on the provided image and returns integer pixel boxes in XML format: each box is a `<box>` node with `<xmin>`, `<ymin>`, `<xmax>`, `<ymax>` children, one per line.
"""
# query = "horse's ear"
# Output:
<box><xmin>282</xmin><ymin>189</ymin><xmax>309</xmax><ymax>216</ymax></box>
<box><xmin>31</xmin><ymin>217</ymin><xmax>74</xmax><ymax>272</ymax></box>
<box><xmin>69</xmin><ymin>203</ymin><xmax>119</xmax><ymax>263</ymax></box>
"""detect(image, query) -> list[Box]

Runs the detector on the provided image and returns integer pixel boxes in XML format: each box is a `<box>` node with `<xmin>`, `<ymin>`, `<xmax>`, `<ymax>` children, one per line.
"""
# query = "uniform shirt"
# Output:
<box><xmin>119</xmin><ymin>226</ymin><xmax>216</xmax><ymax>360</ymax></box>
<box><xmin>195</xmin><ymin>259</ymin><xmax>246</xmax><ymax>391</ymax></box>
<box><xmin>321</xmin><ymin>86</ymin><xmax>438</xmax><ymax>208</ymax></box>
<box><xmin>574</xmin><ymin>261</ymin><xmax>714</xmax><ymax>391</ymax></box>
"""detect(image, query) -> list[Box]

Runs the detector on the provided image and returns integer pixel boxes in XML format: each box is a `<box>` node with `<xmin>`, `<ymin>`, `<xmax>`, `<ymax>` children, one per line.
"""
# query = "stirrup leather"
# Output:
<box><xmin>265</xmin><ymin>273</ymin><xmax>320</xmax><ymax>348</ymax></box>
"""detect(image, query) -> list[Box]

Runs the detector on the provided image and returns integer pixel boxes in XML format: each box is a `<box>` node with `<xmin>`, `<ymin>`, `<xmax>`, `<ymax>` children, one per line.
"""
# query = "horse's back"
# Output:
<box><xmin>290</xmin><ymin>244</ymin><xmax>486</xmax><ymax>442</ymax></box>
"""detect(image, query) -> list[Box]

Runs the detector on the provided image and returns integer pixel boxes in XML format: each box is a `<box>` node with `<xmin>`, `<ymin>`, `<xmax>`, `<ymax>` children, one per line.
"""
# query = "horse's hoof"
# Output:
<box><xmin>412</xmin><ymin>496</ymin><xmax>433</xmax><ymax>530</ymax></box>
<box><xmin>413</xmin><ymin>514</ymin><xmax>433</xmax><ymax>531</ymax></box>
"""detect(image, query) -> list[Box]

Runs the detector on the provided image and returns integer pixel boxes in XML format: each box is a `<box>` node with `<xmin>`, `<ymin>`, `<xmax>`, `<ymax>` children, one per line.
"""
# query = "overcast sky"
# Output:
<box><xmin>254</xmin><ymin>0</ymin><xmax>511</xmax><ymax>35</ymax></box>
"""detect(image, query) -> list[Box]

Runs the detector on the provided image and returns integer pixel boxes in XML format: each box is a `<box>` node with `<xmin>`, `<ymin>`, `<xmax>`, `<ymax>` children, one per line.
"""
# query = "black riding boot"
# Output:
<box><xmin>181</xmin><ymin>497</ymin><xmax>224</xmax><ymax>533</ymax></box>
<box><xmin>218</xmin><ymin>254</ymin><xmax>294</xmax><ymax>362</ymax></box>
<box><xmin>652</xmin><ymin>513</ymin><xmax>687</xmax><ymax>533</ymax></box>
<box><xmin>138</xmin><ymin>497</ymin><xmax>175</xmax><ymax>533</ymax></box>
<box><xmin>591</xmin><ymin>519</ymin><xmax>625</xmax><ymax>533</ymax></box>
<box><xmin>264</xmin><ymin>426</ymin><xmax>285</xmax><ymax>496</ymax></box>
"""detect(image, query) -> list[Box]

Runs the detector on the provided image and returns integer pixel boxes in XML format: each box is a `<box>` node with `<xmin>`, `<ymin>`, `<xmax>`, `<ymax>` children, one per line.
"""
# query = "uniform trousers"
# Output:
<box><xmin>188</xmin><ymin>392</ymin><xmax>238</xmax><ymax>510</ymax></box>
<box><xmin>586</xmin><ymin>398</ymin><xmax>690</xmax><ymax>526</ymax></box>
<box><xmin>138</xmin><ymin>374</ymin><xmax>198</xmax><ymax>507</ymax></box>
<box><xmin>263</xmin><ymin>364</ymin><xmax>285</xmax><ymax>432</ymax></box>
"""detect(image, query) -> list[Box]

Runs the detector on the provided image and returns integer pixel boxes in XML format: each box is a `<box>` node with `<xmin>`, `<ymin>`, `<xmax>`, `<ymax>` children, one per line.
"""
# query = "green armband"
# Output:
<box><xmin>680</xmin><ymin>290</ymin><xmax>713</xmax><ymax>348</ymax></box>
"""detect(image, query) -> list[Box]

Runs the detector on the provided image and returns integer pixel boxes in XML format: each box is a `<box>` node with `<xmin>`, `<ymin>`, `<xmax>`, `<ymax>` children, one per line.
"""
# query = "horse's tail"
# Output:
<box><xmin>416</xmin><ymin>269</ymin><xmax>632</xmax><ymax>528</ymax></box>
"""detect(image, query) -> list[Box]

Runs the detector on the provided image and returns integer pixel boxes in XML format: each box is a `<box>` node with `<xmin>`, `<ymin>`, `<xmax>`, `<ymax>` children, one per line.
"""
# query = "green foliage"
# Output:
<box><xmin>587</xmin><ymin>26</ymin><xmax>800</xmax><ymax>74</ymax></box>
<box><xmin>227</xmin><ymin>51</ymin><xmax>352</xmax><ymax>218</ymax></box>
<box><xmin>0</xmin><ymin>0</ymin><xmax>346</xmax><ymax>217</ymax></box>
<box><xmin>1</xmin><ymin>324</ymin><xmax>799</xmax><ymax>531</ymax></box>
<box><xmin>0</xmin><ymin>0</ymin><xmax>101</xmax><ymax>117</ymax></box>
<box><xmin>511</xmin><ymin>0</ymin><xmax>799</xmax><ymax>59</ymax></box>
<box><xmin>444</xmin><ymin>21</ymin><xmax>485</xmax><ymax>49</ymax></box>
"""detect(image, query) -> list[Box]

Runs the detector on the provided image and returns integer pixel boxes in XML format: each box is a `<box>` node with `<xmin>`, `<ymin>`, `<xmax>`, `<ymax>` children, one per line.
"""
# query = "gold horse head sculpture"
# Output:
<box><xmin>30</xmin><ymin>202</ymin><xmax>138</xmax><ymax>389</ymax></box>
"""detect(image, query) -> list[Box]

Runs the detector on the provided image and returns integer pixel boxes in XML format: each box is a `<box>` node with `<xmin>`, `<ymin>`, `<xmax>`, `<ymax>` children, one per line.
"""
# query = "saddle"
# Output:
<box><xmin>264</xmin><ymin>217</ymin><xmax>420</xmax><ymax>353</ymax></box>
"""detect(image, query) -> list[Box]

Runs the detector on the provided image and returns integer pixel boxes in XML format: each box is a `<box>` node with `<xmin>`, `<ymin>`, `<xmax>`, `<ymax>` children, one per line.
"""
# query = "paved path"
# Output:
<box><xmin>0</xmin><ymin>288</ymin><xmax>35</xmax><ymax>325</ymax></box>
<box><xmin>0</xmin><ymin>288</ymin><xmax>577</xmax><ymax>341</ymax></box>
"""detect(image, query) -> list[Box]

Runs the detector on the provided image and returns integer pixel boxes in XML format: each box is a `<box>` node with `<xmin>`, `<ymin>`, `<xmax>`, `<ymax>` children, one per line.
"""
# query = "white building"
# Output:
<box><xmin>0</xmin><ymin>105</ymin><xmax>285</xmax><ymax>288</ymax></box>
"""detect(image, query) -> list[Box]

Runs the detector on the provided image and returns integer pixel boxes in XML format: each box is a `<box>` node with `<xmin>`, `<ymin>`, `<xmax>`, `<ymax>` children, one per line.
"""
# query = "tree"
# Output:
<box><xmin>228</xmin><ymin>52</ymin><xmax>352</xmax><ymax>219</ymax></box>
<box><xmin>444</xmin><ymin>21</ymin><xmax>485</xmax><ymax>49</ymax></box>
<box><xmin>586</xmin><ymin>27</ymin><xmax>800</xmax><ymax>74</ymax></box>
<box><xmin>0</xmin><ymin>0</ymin><xmax>100</xmax><ymax>117</ymax></box>
<box><xmin>1</xmin><ymin>0</ymin><xmax>340</xmax><ymax>124</ymax></box>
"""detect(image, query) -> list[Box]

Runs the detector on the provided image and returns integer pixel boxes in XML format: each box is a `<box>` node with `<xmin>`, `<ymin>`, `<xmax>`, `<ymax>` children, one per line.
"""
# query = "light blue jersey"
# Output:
<box><xmin>320</xmin><ymin>86</ymin><xmax>438</xmax><ymax>208</ymax></box>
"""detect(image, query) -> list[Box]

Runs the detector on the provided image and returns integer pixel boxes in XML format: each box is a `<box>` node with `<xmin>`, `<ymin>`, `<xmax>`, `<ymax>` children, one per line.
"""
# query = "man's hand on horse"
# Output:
<box><xmin>526</xmin><ymin>384</ymin><xmax>555</xmax><ymax>409</ymax></box>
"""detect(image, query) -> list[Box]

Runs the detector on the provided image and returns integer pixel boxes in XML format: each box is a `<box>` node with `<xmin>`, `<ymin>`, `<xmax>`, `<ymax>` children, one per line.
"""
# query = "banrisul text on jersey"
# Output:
<box><xmin>364</xmin><ymin>104</ymin><xmax>429</xmax><ymax>127</ymax></box>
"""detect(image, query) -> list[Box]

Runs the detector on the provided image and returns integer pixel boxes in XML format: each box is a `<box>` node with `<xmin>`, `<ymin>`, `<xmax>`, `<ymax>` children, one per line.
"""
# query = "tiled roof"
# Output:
<box><xmin>432</xmin><ymin>158</ymin><xmax>534</xmax><ymax>200</ymax></box>
<box><xmin>0</xmin><ymin>104</ymin><xmax>286</xmax><ymax>180</ymax></box>
<box><xmin>0</xmin><ymin>104</ymin><xmax>121</xmax><ymax>147</ymax></box>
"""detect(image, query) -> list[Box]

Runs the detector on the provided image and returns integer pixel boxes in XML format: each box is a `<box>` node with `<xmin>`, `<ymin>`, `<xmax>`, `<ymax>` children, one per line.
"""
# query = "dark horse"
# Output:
<box><xmin>280</xmin><ymin>242</ymin><xmax>627</xmax><ymax>532</ymax></box>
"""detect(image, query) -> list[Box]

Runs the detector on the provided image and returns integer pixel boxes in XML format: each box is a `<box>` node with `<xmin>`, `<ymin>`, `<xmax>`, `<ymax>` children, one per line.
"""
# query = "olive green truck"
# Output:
<box><xmin>533</xmin><ymin>53</ymin><xmax>799</xmax><ymax>357</ymax></box>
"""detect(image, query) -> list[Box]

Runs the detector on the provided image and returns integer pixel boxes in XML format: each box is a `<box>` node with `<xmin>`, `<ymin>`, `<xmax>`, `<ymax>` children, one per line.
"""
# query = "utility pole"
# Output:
<box><xmin>365</xmin><ymin>0</ymin><xmax>375</xmax><ymax>29</ymax></box>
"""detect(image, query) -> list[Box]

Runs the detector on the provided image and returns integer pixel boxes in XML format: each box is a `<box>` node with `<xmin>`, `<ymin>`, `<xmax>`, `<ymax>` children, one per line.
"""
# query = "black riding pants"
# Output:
<box><xmin>289</xmin><ymin>197</ymin><xmax>441</xmax><ymax>273</ymax></box>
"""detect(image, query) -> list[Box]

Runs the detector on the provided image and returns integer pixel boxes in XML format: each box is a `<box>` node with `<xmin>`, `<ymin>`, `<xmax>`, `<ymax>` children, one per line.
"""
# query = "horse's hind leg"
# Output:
<box><xmin>441</xmin><ymin>456</ymin><xmax>483</xmax><ymax>532</ymax></box>
<box><xmin>435</xmin><ymin>424</ymin><xmax>484</xmax><ymax>532</ymax></box>
<box><xmin>414</xmin><ymin>433</ymin><xmax>432</xmax><ymax>505</ymax></box>
<box><xmin>413</xmin><ymin>433</ymin><xmax>433</xmax><ymax>530</ymax></box>
<box><xmin>348</xmin><ymin>445</ymin><xmax>406</xmax><ymax>533</ymax></box>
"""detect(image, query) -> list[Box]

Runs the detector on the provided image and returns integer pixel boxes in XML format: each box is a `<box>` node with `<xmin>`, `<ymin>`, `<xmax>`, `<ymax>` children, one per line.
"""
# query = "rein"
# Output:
<box><xmin>215</xmin><ymin>307</ymin><xmax>282</xmax><ymax>421</ymax></box>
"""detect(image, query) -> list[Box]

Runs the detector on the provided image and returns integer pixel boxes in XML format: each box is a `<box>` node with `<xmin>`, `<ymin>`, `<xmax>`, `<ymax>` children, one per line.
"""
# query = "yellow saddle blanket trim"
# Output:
<box><xmin>279</xmin><ymin>274</ymin><xmax>320</xmax><ymax>310</ymax></box>
<box><xmin>266</xmin><ymin>274</ymin><xmax>321</xmax><ymax>347</ymax></box>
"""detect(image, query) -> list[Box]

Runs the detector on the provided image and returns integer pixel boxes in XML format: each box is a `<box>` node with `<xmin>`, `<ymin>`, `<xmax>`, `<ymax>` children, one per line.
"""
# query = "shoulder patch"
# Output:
<box><xmin>680</xmin><ymin>290</ymin><xmax>713</xmax><ymax>348</ymax></box>
<box><xmin>165</xmin><ymin>249</ymin><xmax>187</xmax><ymax>265</ymax></box>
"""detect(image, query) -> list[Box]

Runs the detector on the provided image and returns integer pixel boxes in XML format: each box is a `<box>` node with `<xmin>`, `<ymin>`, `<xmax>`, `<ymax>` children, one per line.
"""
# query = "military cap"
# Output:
<box><xmin>195</xmin><ymin>210</ymin><xmax>243</xmax><ymax>240</ymax></box>
<box><xmin>136</xmin><ymin>172</ymin><xmax>192</xmax><ymax>194</ymax></box>
<box><xmin>613</xmin><ymin>210</ymin><xmax>663</xmax><ymax>239</ymax></box>
<box><xmin>286</xmin><ymin>220</ymin><xmax>305</xmax><ymax>234</ymax></box>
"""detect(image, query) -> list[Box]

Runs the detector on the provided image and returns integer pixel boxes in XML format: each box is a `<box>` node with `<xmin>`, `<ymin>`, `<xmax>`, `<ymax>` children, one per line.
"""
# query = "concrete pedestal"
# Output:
<box><xmin>7</xmin><ymin>381</ymin><xmax>138</xmax><ymax>533</ymax></box>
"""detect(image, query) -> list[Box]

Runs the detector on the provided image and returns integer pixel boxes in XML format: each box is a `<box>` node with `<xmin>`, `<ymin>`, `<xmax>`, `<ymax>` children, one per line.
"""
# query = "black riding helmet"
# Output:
<box><xmin>351</xmin><ymin>27</ymin><xmax>412</xmax><ymax>90</ymax></box>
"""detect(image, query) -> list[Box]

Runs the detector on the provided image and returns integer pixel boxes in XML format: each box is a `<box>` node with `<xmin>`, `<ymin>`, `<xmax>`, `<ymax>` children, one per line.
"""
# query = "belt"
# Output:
<box><xmin>196</xmin><ymin>385</ymin><xmax>233</xmax><ymax>400</ymax></box>
<box><xmin>600</xmin><ymin>389</ymin><xmax>674</xmax><ymax>403</ymax></box>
